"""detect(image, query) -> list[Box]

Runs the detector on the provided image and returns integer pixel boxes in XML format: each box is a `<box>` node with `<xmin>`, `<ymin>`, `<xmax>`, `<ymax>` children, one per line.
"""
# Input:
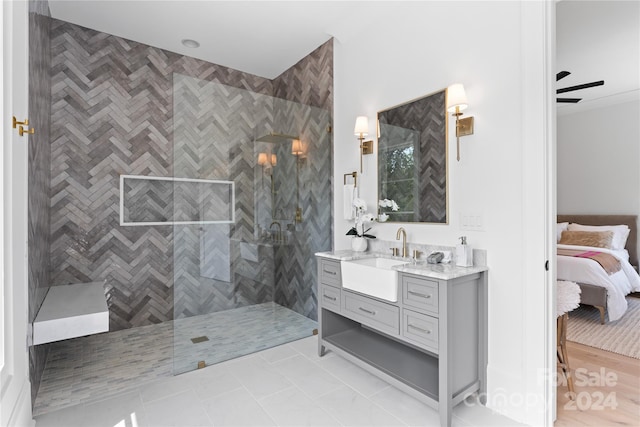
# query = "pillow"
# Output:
<box><xmin>567</xmin><ymin>223</ymin><xmax>630</xmax><ymax>250</ymax></box>
<box><xmin>557</xmin><ymin>222</ymin><xmax>569</xmax><ymax>242</ymax></box>
<box><xmin>559</xmin><ymin>230</ymin><xmax>614</xmax><ymax>249</ymax></box>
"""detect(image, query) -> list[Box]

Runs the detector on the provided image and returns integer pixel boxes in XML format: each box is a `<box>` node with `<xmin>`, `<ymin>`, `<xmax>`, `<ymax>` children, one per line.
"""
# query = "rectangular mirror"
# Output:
<box><xmin>377</xmin><ymin>88</ymin><xmax>448</xmax><ymax>223</ymax></box>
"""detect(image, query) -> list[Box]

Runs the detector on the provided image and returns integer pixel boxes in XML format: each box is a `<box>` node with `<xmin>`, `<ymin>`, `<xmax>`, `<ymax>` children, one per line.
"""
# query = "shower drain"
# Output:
<box><xmin>190</xmin><ymin>336</ymin><xmax>209</xmax><ymax>344</ymax></box>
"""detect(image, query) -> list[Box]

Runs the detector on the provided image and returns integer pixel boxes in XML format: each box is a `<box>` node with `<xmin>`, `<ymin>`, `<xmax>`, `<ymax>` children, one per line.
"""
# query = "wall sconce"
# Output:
<box><xmin>354</xmin><ymin>116</ymin><xmax>373</xmax><ymax>173</ymax></box>
<box><xmin>270</xmin><ymin>154</ymin><xmax>277</xmax><ymax>166</ymax></box>
<box><xmin>257</xmin><ymin>152</ymin><xmax>271</xmax><ymax>185</ymax></box>
<box><xmin>446</xmin><ymin>83</ymin><xmax>474</xmax><ymax>162</ymax></box>
<box><xmin>290</xmin><ymin>139</ymin><xmax>304</xmax><ymax>223</ymax></box>
<box><xmin>291</xmin><ymin>139</ymin><xmax>303</xmax><ymax>156</ymax></box>
<box><xmin>257</xmin><ymin>152</ymin><xmax>268</xmax><ymax>167</ymax></box>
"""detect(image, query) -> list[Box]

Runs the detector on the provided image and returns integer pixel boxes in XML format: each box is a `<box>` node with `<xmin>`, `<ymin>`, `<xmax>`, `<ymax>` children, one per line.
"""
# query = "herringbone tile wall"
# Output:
<box><xmin>378</xmin><ymin>90</ymin><xmax>447</xmax><ymax>223</ymax></box>
<box><xmin>28</xmin><ymin>0</ymin><xmax>51</xmax><ymax>405</ymax></box>
<box><xmin>271</xmin><ymin>103</ymin><xmax>333</xmax><ymax>320</ymax></box>
<box><xmin>49</xmin><ymin>19</ymin><xmax>274</xmax><ymax>331</ymax></box>
<box><xmin>172</xmin><ymin>75</ymin><xmax>332</xmax><ymax>322</ymax></box>
<box><xmin>48</xmin><ymin>19</ymin><xmax>333</xmax><ymax>333</ymax></box>
<box><xmin>172</xmin><ymin>75</ymin><xmax>266</xmax><ymax>318</ymax></box>
<box><xmin>271</xmin><ymin>40</ymin><xmax>333</xmax><ymax>319</ymax></box>
<box><xmin>273</xmin><ymin>39</ymin><xmax>333</xmax><ymax>112</ymax></box>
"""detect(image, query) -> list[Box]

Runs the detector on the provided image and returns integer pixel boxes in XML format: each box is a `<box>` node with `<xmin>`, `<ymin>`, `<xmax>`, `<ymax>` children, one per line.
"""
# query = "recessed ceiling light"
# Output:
<box><xmin>181</xmin><ymin>39</ymin><xmax>200</xmax><ymax>48</ymax></box>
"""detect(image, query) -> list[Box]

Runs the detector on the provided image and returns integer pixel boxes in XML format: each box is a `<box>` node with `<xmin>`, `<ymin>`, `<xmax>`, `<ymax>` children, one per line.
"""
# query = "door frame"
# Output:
<box><xmin>1</xmin><ymin>1</ymin><xmax>34</xmax><ymax>425</ymax></box>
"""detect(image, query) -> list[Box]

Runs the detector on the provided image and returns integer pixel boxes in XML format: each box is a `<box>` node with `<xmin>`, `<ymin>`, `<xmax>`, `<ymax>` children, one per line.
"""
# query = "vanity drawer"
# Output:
<box><xmin>402</xmin><ymin>309</ymin><xmax>439</xmax><ymax>353</ymax></box>
<box><xmin>320</xmin><ymin>284</ymin><xmax>341</xmax><ymax>313</ymax></box>
<box><xmin>402</xmin><ymin>275</ymin><xmax>439</xmax><ymax>315</ymax></box>
<box><xmin>343</xmin><ymin>291</ymin><xmax>399</xmax><ymax>336</ymax></box>
<box><xmin>320</xmin><ymin>259</ymin><xmax>341</xmax><ymax>286</ymax></box>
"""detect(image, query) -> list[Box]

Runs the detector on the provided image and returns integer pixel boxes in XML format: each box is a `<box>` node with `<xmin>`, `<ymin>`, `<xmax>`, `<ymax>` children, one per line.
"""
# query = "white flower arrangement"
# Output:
<box><xmin>346</xmin><ymin>198</ymin><xmax>376</xmax><ymax>238</ymax></box>
<box><xmin>377</xmin><ymin>199</ymin><xmax>399</xmax><ymax>222</ymax></box>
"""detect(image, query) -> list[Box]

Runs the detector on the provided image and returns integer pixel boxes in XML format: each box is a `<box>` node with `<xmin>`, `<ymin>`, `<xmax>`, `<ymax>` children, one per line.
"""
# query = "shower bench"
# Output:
<box><xmin>32</xmin><ymin>282</ymin><xmax>109</xmax><ymax>345</ymax></box>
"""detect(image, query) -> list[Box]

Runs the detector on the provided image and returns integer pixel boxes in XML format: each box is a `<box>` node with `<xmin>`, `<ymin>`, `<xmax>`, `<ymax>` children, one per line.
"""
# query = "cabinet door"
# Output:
<box><xmin>320</xmin><ymin>284</ymin><xmax>341</xmax><ymax>313</ymax></box>
<box><xmin>343</xmin><ymin>291</ymin><xmax>399</xmax><ymax>335</ymax></box>
<box><xmin>402</xmin><ymin>309</ymin><xmax>439</xmax><ymax>354</ymax></box>
<box><xmin>320</xmin><ymin>259</ymin><xmax>341</xmax><ymax>286</ymax></box>
<box><xmin>402</xmin><ymin>274</ymin><xmax>439</xmax><ymax>315</ymax></box>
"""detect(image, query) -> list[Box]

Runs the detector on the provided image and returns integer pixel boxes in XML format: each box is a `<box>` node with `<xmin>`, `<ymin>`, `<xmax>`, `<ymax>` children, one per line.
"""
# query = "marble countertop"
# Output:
<box><xmin>315</xmin><ymin>250</ymin><xmax>488</xmax><ymax>280</ymax></box>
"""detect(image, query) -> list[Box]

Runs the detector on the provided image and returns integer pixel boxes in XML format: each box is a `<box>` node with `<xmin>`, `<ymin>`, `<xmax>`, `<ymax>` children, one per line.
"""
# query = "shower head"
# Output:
<box><xmin>255</xmin><ymin>132</ymin><xmax>299</xmax><ymax>144</ymax></box>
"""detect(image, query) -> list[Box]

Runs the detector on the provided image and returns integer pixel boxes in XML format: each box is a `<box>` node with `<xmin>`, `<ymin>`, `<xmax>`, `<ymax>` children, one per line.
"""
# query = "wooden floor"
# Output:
<box><xmin>555</xmin><ymin>341</ymin><xmax>640</xmax><ymax>426</ymax></box>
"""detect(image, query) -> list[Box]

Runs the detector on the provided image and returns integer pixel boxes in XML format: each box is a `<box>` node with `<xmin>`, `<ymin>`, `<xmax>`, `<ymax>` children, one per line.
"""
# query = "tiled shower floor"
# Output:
<box><xmin>34</xmin><ymin>302</ymin><xmax>317</xmax><ymax>416</ymax></box>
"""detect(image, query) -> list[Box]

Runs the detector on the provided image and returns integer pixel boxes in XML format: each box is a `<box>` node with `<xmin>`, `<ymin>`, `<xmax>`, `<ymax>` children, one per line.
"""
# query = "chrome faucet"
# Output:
<box><xmin>396</xmin><ymin>227</ymin><xmax>407</xmax><ymax>258</ymax></box>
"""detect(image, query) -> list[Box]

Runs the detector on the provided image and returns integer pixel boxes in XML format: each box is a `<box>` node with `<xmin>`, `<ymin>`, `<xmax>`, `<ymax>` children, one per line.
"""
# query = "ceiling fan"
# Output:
<box><xmin>556</xmin><ymin>71</ymin><xmax>604</xmax><ymax>103</ymax></box>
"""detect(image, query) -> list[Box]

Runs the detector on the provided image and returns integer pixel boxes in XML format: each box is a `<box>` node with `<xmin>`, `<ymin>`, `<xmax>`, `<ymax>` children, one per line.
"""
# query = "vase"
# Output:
<box><xmin>351</xmin><ymin>236</ymin><xmax>368</xmax><ymax>252</ymax></box>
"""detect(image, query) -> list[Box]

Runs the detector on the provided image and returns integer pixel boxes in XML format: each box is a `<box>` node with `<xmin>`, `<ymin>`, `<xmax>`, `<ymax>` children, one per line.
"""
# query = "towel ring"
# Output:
<box><xmin>343</xmin><ymin>171</ymin><xmax>357</xmax><ymax>188</ymax></box>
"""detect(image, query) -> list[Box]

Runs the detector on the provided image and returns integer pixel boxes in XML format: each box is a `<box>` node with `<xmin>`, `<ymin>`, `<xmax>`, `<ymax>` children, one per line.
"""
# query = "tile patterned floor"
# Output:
<box><xmin>34</xmin><ymin>302</ymin><xmax>317</xmax><ymax>416</ymax></box>
<box><xmin>35</xmin><ymin>336</ymin><xmax>521</xmax><ymax>427</ymax></box>
<box><xmin>173</xmin><ymin>302</ymin><xmax>318</xmax><ymax>374</ymax></box>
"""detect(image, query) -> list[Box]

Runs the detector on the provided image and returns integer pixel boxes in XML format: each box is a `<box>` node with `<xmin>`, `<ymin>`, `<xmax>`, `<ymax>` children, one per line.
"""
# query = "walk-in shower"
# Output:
<box><xmin>33</xmin><ymin>73</ymin><xmax>333</xmax><ymax>414</ymax></box>
<box><xmin>29</xmin><ymin>15</ymin><xmax>333</xmax><ymax>413</ymax></box>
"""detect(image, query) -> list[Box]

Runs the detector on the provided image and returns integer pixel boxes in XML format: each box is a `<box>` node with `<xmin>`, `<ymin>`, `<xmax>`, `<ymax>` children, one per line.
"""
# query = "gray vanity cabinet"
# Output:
<box><xmin>317</xmin><ymin>256</ymin><xmax>488</xmax><ymax>427</ymax></box>
<box><xmin>318</xmin><ymin>259</ymin><xmax>342</xmax><ymax>312</ymax></box>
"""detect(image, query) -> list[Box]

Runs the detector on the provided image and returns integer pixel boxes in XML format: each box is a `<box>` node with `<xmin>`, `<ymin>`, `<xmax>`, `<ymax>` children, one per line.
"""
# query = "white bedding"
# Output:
<box><xmin>557</xmin><ymin>244</ymin><xmax>640</xmax><ymax>321</ymax></box>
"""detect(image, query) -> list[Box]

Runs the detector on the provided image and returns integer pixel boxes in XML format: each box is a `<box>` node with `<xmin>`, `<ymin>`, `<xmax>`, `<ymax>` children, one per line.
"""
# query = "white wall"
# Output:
<box><xmin>558</xmin><ymin>99</ymin><xmax>640</xmax><ymax>218</ymax></box>
<box><xmin>333</xmin><ymin>2</ymin><xmax>553</xmax><ymax>425</ymax></box>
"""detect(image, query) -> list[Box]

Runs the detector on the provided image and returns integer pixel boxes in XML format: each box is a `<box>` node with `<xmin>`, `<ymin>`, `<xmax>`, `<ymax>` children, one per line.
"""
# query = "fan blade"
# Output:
<box><xmin>557</xmin><ymin>80</ymin><xmax>604</xmax><ymax>94</ymax></box>
<box><xmin>556</xmin><ymin>71</ymin><xmax>571</xmax><ymax>81</ymax></box>
<box><xmin>557</xmin><ymin>98</ymin><xmax>581</xmax><ymax>103</ymax></box>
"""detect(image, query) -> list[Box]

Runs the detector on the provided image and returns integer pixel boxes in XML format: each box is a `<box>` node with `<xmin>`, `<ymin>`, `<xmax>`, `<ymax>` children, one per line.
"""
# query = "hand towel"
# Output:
<box><xmin>343</xmin><ymin>184</ymin><xmax>356</xmax><ymax>219</ymax></box>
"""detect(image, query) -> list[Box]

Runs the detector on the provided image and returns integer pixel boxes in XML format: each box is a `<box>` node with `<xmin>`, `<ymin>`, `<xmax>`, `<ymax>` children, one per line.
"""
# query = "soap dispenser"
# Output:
<box><xmin>456</xmin><ymin>236</ymin><xmax>473</xmax><ymax>267</ymax></box>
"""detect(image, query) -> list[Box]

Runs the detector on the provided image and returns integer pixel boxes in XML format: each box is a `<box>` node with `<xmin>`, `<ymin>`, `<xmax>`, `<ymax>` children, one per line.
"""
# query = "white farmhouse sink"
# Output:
<box><xmin>341</xmin><ymin>257</ymin><xmax>409</xmax><ymax>302</ymax></box>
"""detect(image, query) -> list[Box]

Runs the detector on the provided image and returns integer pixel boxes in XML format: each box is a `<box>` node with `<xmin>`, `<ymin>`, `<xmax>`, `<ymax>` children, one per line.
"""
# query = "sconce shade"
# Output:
<box><xmin>354</xmin><ymin>116</ymin><xmax>369</xmax><ymax>136</ymax></box>
<box><xmin>257</xmin><ymin>152</ymin><xmax>268</xmax><ymax>165</ymax></box>
<box><xmin>446</xmin><ymin>83</ymin><xmax>468</xmax><ymax>113</ymax></box>
<box><xmin>271</xmin><ymin>154</ymin><xmax>277</xmax><ymax>166</ymax></box>
<box><xmin>291</xmin><ymin>139</ymin><xmax>303</xmax><ymax>155</ymax></box>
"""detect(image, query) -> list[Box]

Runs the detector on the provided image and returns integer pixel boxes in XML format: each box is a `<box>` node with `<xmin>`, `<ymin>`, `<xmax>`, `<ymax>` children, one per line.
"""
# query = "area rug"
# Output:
<box><xmin>567</xmin><ymin>296</ymin><xmax>640</xmax><ymax>359</ymax></box>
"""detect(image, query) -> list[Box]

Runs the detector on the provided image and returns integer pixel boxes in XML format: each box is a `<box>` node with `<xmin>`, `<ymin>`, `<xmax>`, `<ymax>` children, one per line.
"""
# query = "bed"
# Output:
<box><xmin>557</xmin><ymin>214</ymin><xmax>640</xmax><ymax>323</ymax></box>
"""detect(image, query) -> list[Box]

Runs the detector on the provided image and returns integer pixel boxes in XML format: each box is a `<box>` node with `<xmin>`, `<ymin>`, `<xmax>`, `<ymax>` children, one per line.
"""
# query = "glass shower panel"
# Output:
<box><xmin>172</xmin><ymin>73</ymin><xmax>330</xmax><ymax>374</ymax></box>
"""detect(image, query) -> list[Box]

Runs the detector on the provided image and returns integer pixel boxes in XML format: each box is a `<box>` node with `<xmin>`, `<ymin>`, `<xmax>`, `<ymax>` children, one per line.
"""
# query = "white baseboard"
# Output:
<box><xmin>6</xmin><ymin>379</ymin><xmax>34</xmax><ymax>427</ymax></box>
<box><xmin>485</xmin><ymin>364</ymin><xmax>528</xmax><ymax>425</ymax></box>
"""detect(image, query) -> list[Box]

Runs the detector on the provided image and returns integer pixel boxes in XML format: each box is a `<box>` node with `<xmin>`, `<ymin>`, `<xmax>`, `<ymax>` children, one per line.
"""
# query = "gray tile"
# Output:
<box><xmin>272</xmin><ymin>355</ymin><xmax>343</xmax><ymax>399</ymax></box>
<box><xmin>315</xmin><ymin>354</ymin><xmax>391</xmax><ymax>398</ymax></box>
<box><xmin>28</xmin><ymin>1</ymin><xmax>53</xmax><ymax>405</ymax></box>
<box><xmin>34</xmin><ymin>335</ymin><xmax>510</xmax><ymax>427</ymax></box>
<box><xmin>370</xmin><ymin>386</ymin><xmax>440</xmax><ymax>427</ymax></box>
<box><xmin>37</xmin><ymin>17</ymin><xmax>332</xmax><ymax>416</ymax></box>
<box><xmin>143</xmin><ymin>389</ymin><xmax>212</xmax><ymax>427</ymax></box>
<box><xmin>227</xmin><ymin>356</ymin><xmax>294</xmax><ymax>400</ymax></box>
<box><xmin>202</xmin><ymin>388</ymin><xmax>276</xmax><ymax>427</ymax></box>
<box><xmin>49</xmin><ymin>19</ymin><xmax>332</xmax><ymax>334</ymax></box>
<box><xmin>316</xmin><ymin>385</ymin><xmax>405</xmax><ymax>427</ymax></box>
<box><xmin>259</xmin><ymin>386</ymin><xmax>341</xmax><ymax>427</ymax></box>
<box><xmin>34</xmin><ymin>303</ymin><xmax>315</xmax><ymax>416</ymax></box>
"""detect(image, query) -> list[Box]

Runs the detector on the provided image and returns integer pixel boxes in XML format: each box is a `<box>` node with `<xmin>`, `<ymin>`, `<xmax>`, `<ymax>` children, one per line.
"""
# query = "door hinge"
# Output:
<box><xmin>545</xmin><ymin>260</ymin><xmax>549</xmax><ymax>271</ymax></box>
